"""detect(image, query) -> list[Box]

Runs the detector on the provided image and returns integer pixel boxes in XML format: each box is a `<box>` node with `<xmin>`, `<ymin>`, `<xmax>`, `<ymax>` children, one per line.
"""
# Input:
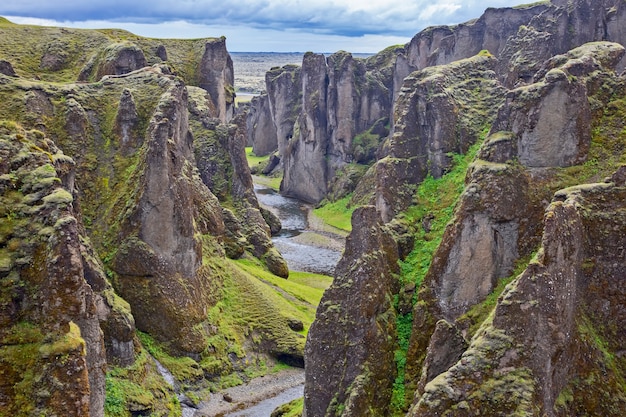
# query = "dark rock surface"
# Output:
<box><xmin>303</xmin><ymin>1</ymin><xmax>626</xmax><ymax>416</ymax></box>
<box><xmin>410</xmin><ymin>171</ymin><xmax>626</xmax><ymax>416</ymax></box>
<box><xmin>305</xmin><ymin>207</ymin><xmax>399</xmax><ymax>416</ymax></box>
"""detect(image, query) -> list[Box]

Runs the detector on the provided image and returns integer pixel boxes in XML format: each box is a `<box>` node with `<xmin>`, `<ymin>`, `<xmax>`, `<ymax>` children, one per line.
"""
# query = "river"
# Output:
<box><xmin>254</xmin><ymin>181</ymin><xmax>344</xmax><ymax>276</ymax></box>
<box><xmin>170</xmin><ymin>182</ymin><xmax>343</xmax><ymax>417</ymax></box>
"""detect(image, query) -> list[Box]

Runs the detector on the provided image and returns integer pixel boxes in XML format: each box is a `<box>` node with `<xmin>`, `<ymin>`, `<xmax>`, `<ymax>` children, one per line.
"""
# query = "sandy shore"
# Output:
<box><xmin>194</xmin><ymin>368</ymin><xmax>305</xmax><ymax>416</ymax></box>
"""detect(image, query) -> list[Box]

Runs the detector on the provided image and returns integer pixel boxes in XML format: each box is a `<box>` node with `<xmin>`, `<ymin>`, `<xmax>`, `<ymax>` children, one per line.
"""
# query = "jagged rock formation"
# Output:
<box><xmin>304</xmin><ymin>1</ymin><xmax>626</xmax><ymax>416</ymax></box>
<box><xmin>410</xmin><ymin>167</ymin><xmax>626</xmax><ymax>416</ymax></box>
<box><xmin>305</xmin><ymin>207</ymin><xmax>399</xmax><ymax>416</ymax></box>
<box><xmin>0</xmin><ymin>21</ymin><xmax>297</xmax><ymax>416</ymax></box>
<box><xmin>0</xmin><ymin>124</ymin><xmax>107</xmax><ymax>416</ymax></box>
<box><xmin>372</xmin><ymin>52</ymin><xmax>507</xmax><ymax>222</ymax></box>
<box><xmin>250</xmin><ymin>47</ymin><xmax>402</xmax><ymax>203</ymax></box>
<box><xmin>249</xmin><ymin>0</ymin><xmax>626</xmax><ymax>206</ymax></box>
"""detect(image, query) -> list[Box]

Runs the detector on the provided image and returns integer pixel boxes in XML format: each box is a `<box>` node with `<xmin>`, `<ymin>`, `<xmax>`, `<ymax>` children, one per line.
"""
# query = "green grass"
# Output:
<box><xmin>390</xmin><ymin>139</ymin><xmax>484</xmax><ymax>415</ymax></box>
<box><xmin>253</xmin><ymin>172</ymin><xmax>282</xmax><ymax>191</ymax></box>
<box><xmin>105</xmin><ymin>348</ymin><xmax>180</xmax><ymax>417</ymax></box>
<box><xmin>245</xmin><ymin>146</ymin><xmax>270</xmax><ymax>167</ymax></box>
<box><xmin>137</xmin><ymin>332</ymin><xmax>203</xmax><ymax>382</ymax></box>
<box><xmin>312</xmin><ymin>195</ymin><xmax>355</xmax><ymax>232</ymax></box>
<box><xmin>245</xmin><ymin>146</ymin><xmax>283</xmax><ymax>190</ymax></box>
<box><xmin>233</xmin><ymin>257</ymin><xmax>331</xmax><ymax>315</ymax></box>
<box><xmin>235</xmin><ymin>94</ymin><xmax>254</xmax><ymax>106</ymax></box>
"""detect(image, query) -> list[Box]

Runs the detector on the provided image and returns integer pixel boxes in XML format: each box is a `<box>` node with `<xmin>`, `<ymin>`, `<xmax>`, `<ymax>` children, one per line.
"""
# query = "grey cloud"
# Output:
<box><xmin>0</xmin><ymin>0</ymin><xmax>526</xmax><ymax>38</ymax></box>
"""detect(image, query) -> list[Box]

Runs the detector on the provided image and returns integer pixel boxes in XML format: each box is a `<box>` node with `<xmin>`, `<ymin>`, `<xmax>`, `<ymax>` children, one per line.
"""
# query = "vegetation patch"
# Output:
<box><xmin>105</xmin><ymin>347</ymin><xmax>180</xmax><ymax>417</ymax></box>
<box><xmin>312</xmin><ymin>194</ymin><xmax>355</xmax><ymax>232</ymax></box>
<box><xmin>271</xmin><ymin>397</ymin><xmax>304</xmax><ymax>417</ymax></box>
<box><xmin>390</xmin><ymin>139</ymin><xmax>484</xmax><ymax>415</ymax></box>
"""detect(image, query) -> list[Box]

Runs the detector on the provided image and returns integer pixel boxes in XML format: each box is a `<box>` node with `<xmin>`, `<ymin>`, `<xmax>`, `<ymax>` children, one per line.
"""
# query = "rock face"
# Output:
<box><xmin>266</xmin><ymin>64</ymin><xmax>302</xmax><ymax>157</ymax></box>
<box><xmin>250</xmin><ymin>48</ymin><xmax>401</xmax><ymax>203</ymax></box>
<box><xmin>0</xmin><ymin>124</ymin><xmax>105</xmax><ymax>417</ymax></box>
<box><xmin>249</xmin><ymin>0</ymin><xmax>626</xmax><ymax>205</ymax></box>
<box><xmin>198</xmin><ymin>37</ymin><xmax>235</xmax><ymax>123</ymax></box>
<box><xmin>305</xmin><ymin>207</ymin><xmax>399</xmax><ymax>417</ymax></box>
<box><xmin>282</xmin><ymin>53</ymin><xmax>330</xmax><ymax>203</ymax></box>
<box><xmin>247</xmin><ymin>93</ymin><xmax>278</xmax><ymax>156</ymax></box>
<box><xmin>0</xmin><ymin>22</ymin><xmax>292</xmax><ymax>416</ymax></box>
<box><xmin>372</xmin><ymin>53</ymin><xmax>507</xmax><ymax>222</ymax></box>
<box><xmin>303</xmin><ymin>1</ymin><xmax>626</xmax><ymax>416</ymax></box>
<box><xmin>188</xmin><ymin>87</ymin><xmax>289</xmax><ymax>277</ymax></box>
<box><xmin>410</xmin><ymin>171</ymin><xmax>626</xmax><ymax>416</ymax></box>
<box><xmin>111</xmin><ymin>79</ymin><xmax>223</xmax><ymax>354</ymax></box>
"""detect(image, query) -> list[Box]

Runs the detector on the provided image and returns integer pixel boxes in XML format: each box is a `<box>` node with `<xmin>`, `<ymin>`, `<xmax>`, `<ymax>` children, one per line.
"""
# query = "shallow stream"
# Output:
<box><xmin>254</xmin><ymin>182</ymin><xmax>343</xmax><ymax>276</ymax></box>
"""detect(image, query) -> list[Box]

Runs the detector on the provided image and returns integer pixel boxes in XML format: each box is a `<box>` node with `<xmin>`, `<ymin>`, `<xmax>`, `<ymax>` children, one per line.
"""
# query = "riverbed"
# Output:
<box><xmin>254</xmin><ymin>181</ymin><xmax>345</xmax><ymax>276</ymax></box>
<box><xmin>194</xmin><ymin>368</ymin><xmax>305</xmax><ymax>417</ymax></box>
<box><xmin>191</xmin><ymin>182</ymin><xmax>345</xmax><ymax>416</ymax></box>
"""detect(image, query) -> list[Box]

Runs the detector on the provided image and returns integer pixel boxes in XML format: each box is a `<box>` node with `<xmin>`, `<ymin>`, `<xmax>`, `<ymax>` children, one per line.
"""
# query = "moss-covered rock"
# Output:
<box><xmin>305</xmin><ymin>207</ymin><xmax>400</xmax><ymax>416</ymax></box>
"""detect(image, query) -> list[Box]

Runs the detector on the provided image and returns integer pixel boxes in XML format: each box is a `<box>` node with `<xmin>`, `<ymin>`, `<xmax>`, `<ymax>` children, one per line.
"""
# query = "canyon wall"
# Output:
<box><xmin>0</xmin><ymin>23</ymin><xmax>295</xmax><ymax>416</ymax></box>
<box><xmin>304</xmin><ymin>1</ymin><xmax>626</xmax><ymax>416</ymax></box>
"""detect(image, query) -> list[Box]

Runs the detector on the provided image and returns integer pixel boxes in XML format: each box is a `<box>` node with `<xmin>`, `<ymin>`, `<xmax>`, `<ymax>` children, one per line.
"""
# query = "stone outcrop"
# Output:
<box><xmin>198</xmin><ymin>37</ymin><xmax>235</xmax><ymax>123</ymax></box>
<box><xmin>409</xmin><ymin>168</ymin><xmax>626</xmax><ymax>416</ymax></box>
<box><xmin>404</xmin><ymin>39</ymin><xmax>625</xmax><ymax>408</ymax></box>
<box><xmin>282</xmin><ymin>52</ymin><xmax>330</xmax><ymax>203</ymax></box>
<box><xmin>0</xmin><ymin>59</ymin><xmax>16</xmax><ymax>77</ymax></box>
<box><xmin>404</xmin><ymin>3</ymin><xmax>548</xmax><ymax>74</ymax></box>
<box><xmin>303</xmin><ymin>2</ymin><xmax>626</xmax><ymax>416</ymax></box>
<box><xmin>266</xmin><ymin>64</ymin><xmax>302</xmax><ymax>157</ymax></box>
<box><xmin>188</xmin><ymin>86</ymin><xmax>289</xmax><ymax>277</ymax></box>
<box><xmin>80</xmin><ymin>42</ymin><xmax>148</xmax><ymax>81</ymax></box>
<box><xmin>251</xmin><ymin>47</ymin><xmax>401</xmax><ymax>203</ymax></box>
<box><xmin>111</xmin><ymin>79</ymin><xmax>224</xmax><ymax>355</ymax></box>
<box><xmin>305</xmin><ymin>207</ymin><xmax>399</xmax><ymax>416</ymax></box>
<box><xmin>0</xmin><ymin>124</ymin><xmax>105</xmax><ymax>417</ymax></box>
<box><xmin>372</xmin><ymin>53</ymin><xmax>507</xmax><ymax>221</ymax></box>
<box><xmin>247</xmin><ymin>93</ymin><xmax>278</xmax><ymax>156</ymax></box>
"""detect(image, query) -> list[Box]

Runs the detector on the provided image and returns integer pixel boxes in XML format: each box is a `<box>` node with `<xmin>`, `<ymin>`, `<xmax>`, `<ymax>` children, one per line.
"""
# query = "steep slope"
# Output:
<box><xmin>249</xmin><ymin>0</ymin><xmax>626</xmax><ymax>206</ymax></box>
<box><xmin>0</xmin><ymin>20</ymin><xmax>303</xmax><ymax>417</ymax></box>
<box><xmin>303</xmin><ymin>1</ymin><xmax>626</xmax><ymax>416</ymax></box>
<box><xmin>0</xmin><ymin>123</ymin><xmax>106</xmax><ymax>416</ymax></box>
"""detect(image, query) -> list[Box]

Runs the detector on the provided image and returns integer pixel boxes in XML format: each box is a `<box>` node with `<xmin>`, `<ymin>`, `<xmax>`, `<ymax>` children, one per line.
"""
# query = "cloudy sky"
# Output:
<box><xmin>1</xmin><ymin>0</ymin><xmax>527</xmax><ymax>53</ymax></box>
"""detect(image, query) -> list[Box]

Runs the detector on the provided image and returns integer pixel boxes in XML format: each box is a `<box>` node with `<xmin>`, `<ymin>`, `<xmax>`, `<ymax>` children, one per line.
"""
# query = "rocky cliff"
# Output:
<box><xmin>249</xmin><ymin>0</ymin><xmax>626</xmax><ymax>207</ymax></box>
<box><xmin>0</xmin><ymin>19</ymin><xmax>299</xmax><ymax>417</ymax></box>
<box><xmin>304</xmin><ymin>0</ymin><xmax>626</xmax><ymax>416</ymax></box>
<box><xmin>249</xmin><ymin>47</ymin><xmax>401</xmax><ymax>203</ymax></box>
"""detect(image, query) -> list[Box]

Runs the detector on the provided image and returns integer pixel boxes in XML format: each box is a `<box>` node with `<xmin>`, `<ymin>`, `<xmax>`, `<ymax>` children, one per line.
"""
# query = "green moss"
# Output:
<box><xmin>0</xmin><ymin>322</ymin><xmax>88</xmax><ymax>417</ymax></box>
<box><xmin>271</xmin><ymin>396</ymin><xmax>304</xmax><ymax>417</ymax></box>
<box><xmin>390</xmin><ymin>136</ymin><xmax>487</xmax><ymax>415</ymax></box>
<box><xmin>105</xmin><ymin>347</ymin><xmax>179</xmax><ymax>417</ymax></box>
<box><xmin>39</xmin><ymin>321</ymin><xmax>85</xmax><ymax>358</ymax></box>
<box><xmin>41</xmin><ymin>188</ymin><xmax>73</xmax><ymax>207</ymax></box>
<box><xmin>137</xmin><ymin>332</ymin><xmax>203</xmax><ymax>382</ymax></box>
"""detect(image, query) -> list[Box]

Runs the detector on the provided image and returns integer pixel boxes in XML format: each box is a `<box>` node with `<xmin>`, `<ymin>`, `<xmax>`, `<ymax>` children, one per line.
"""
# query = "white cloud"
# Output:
<box><xmin>419</xmin><ymin>3</ymin><xmax>463</xmax><ymax>21</ymax></box>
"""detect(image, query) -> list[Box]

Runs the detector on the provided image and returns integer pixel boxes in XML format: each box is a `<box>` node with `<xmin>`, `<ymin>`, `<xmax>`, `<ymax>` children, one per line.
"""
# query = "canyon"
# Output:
<box><xmin>0</xmin><ymin>0</ymin><xmax>625</xmax><ymax>416</ymax></box>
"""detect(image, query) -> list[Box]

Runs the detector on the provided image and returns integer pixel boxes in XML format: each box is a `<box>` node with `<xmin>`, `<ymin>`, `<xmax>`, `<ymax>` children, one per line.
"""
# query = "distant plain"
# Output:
<box><xmin>231</xmin><ymin>52</ymin><xmax>373</xmax><ymax>95</ymax></box>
